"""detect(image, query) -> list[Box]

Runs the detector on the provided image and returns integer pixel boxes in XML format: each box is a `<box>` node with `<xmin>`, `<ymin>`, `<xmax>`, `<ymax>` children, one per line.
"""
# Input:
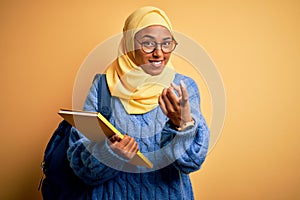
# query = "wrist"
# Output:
<box><xmin>175</xmin><ymin>118</ymin><xmax>195</xmax><ymax>131</ymax></box>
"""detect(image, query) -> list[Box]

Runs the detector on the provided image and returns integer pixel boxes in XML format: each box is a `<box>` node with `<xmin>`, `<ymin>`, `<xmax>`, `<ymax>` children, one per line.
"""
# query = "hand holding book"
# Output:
<box><xmin>58</xmin><ymin>109</ymin><xmax>153</xmax><ymax>168</ymax></box>
<box><xmin>109</xmin><ymin>135</ymin><xmax>139</xmax><ymax>160</ymax></box>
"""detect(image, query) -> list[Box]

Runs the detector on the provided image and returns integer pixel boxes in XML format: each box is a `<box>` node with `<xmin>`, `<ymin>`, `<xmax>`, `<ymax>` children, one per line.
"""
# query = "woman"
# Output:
<box><xmin>68</xmin><ymin>6</ymin><xmax>210</xmax><ymax>199</ymax></box>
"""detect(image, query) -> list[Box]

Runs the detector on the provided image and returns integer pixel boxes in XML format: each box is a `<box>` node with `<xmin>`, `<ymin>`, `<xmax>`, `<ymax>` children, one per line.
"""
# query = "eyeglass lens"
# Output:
<box><xmin>141</xmin><ymin>41</ymin><xmax>177</xmax><ymax>53</ymax></box>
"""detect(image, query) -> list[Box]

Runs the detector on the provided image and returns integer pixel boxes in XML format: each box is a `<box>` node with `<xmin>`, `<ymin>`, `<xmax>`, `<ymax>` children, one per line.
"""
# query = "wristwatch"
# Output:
<box><xmin>176</xmin><ymin>119</ymin><xmax>195</xmax><ymax>131</ymax></box>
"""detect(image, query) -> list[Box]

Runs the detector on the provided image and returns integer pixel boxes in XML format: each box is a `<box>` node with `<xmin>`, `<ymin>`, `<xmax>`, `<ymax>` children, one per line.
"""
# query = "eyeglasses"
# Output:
<box><xmin>135</xmin><ymin>39</ymin><xmax>178</xmax><ymax>54</ymax></box>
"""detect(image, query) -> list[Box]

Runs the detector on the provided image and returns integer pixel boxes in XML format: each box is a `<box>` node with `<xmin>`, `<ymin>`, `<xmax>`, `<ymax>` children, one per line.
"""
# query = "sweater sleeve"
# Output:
<box><xmin>67</xmin><ymin>74</ymin><xmax>129</xmax><ymax>185</ymax></box>
<box><xmin>160</xmin><ymin>76</ymin><xmax>210</xmax><ymax>174</ymax></box>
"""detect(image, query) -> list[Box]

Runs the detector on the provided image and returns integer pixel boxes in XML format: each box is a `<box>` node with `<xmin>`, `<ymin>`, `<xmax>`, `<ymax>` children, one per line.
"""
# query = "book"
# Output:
<box><xmin>58</xmin><ymin>109</ymin><xmax>153</xmax><ymax>168</ymax></box>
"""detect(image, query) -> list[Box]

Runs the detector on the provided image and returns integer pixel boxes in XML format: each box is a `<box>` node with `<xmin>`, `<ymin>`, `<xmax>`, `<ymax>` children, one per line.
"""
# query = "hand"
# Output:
<box><xmin>158</xmin><ymin>80</ymin><xmax>192</xmax><ymax>128</ymax></box>
<box><xmin>108</xmin><ymin>135</ymin><xmax>138</xmax><ymax>160</ymax></box>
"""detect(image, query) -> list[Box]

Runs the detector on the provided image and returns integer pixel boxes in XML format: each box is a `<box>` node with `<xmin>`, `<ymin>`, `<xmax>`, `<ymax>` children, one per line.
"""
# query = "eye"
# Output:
<box><xmin>162</xmin><ymin>41</ymin><xmax>172</xmax><ymax>46</ymax></box>
<box><xmin>142</xmin><ymin>41</ymin><xmax>156</xmax><ymax>47</ymax></box>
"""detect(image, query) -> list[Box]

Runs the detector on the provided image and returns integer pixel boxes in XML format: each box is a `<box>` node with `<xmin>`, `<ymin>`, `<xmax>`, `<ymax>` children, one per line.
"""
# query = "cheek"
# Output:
<box><xmin>164</xmin><ymin>54</ymin><xmax>171</xmax><ymax>63</ymax></box>
<box><xmin>134</xmin><ymin>50</ymin><xmax>148</xmax><ymax>66</ymax></box>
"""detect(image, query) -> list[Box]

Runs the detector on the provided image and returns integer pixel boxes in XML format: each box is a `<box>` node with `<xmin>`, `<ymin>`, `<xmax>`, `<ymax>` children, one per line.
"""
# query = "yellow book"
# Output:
<box><xmin>58</xmin><ymin>109</ymin><xmax>153</xmax><ymax>169</ymax></box>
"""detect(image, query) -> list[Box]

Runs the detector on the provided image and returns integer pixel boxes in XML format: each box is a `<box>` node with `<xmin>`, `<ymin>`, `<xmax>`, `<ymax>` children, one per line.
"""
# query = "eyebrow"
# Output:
<box><xmin>141</xmin><ymin>35</ymin><xmax>173</xmax><ymax>41</ymax></box>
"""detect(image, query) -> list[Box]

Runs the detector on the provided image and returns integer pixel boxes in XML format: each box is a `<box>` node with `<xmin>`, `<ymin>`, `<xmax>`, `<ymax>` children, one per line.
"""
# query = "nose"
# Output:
<box><xmin>152</xmin><ymin>47</ymin><xmax>163</xmax><ymax>58</ymax></box>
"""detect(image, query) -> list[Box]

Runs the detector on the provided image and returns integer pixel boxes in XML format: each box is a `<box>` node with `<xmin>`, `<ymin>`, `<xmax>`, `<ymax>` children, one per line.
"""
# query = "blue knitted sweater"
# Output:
<box><xmin>67</xmin><ymin>73</ymin><xmax>209</xmax><ymax>200</ymax></box>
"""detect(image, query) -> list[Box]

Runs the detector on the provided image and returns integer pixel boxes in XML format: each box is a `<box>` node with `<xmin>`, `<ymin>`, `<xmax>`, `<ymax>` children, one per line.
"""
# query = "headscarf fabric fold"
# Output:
<box><xmin>106</xmin><ymin>6</ymin><xmax>176</xmax><ymax>114</ymax></box>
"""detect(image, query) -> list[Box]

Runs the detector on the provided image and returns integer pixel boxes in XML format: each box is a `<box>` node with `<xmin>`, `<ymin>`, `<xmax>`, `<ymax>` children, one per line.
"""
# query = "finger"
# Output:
<box><xmin>109</xmin><ymin>135</ymin><xmax>124</xmax><ymax>147</ymax></box>
<box><xmin>170</xmin><ymin>82</ymin><xmax>182</xmax><ymax>97</ymax></box>
<box><xmin>119</xmin><ymin>136</ymin><xmax>138</xmax><ymax>160</ymax></box>
<box><xmin>108</xmin><ymin>136</ymin><xmax>136</xmax><ymax>159</ymax></box>
<box><xmin>161</xmin><ymin>88</ymin><xmax>173</xmax><ymax>111</ymax></box>
<box><xmin>158</xmin><ymin>91</ymin><xmax>168</xmax><ymax>115</ymax></box>
<box><xmin>162</xmin><ymin>88</ymin><xmax>175</xmax><ymax>113</ymax></box>
<box><xmin>122</xmin><ymin>135</ymin><xmax>133</xmax><ymax>148</ymax></box>
<box><xmin>125</xmin><ymin>137</ymin><xmax>138</xmax><ymax>153</ymax></box>
<box><xmin>120</xmin><ymin>135</ymin><xmax>137</xmax><ymax>150</ymax></box>
<box><xmin>180</xmin><ymin>80</ymin><xmax>189</xmax><ymax>104</ymax></box>
<box><xmin>108</xmin><ymin>135</ymin><xmax>120</xmax><ymax>143</ymax></box>
<box><xmin>166</xmin><ymin>88</ymin><xmax>180</xmax><ymax>111</ymax></box>
<box><xmin>179</xmin><ymin>80</ymin><xmax>193</xmax><ymax>122</ymax></box>
<box><xmin>119</xmin><ymin>135</ymin><xmax>131</xmax><ymax>147</ymax></box>
<box><xmin>162</xmin><ymin>89</ymin><xmax>182</xmax><ymax>126</ymax></box>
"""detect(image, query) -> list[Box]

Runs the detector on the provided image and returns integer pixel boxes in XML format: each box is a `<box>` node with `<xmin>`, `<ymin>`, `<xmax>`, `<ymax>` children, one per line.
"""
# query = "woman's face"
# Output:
<box><xmin>134</xmin><ymin>25</ymin><xmax>173</xmax><ymax>76</ymax></box>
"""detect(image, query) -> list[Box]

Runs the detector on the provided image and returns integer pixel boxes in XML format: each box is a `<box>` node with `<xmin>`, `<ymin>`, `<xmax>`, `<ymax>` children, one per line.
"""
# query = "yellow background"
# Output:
<box><xmin>1</xmin><ymin>0</ymin><xmax>299</xmax><ymax>199</ymax></box>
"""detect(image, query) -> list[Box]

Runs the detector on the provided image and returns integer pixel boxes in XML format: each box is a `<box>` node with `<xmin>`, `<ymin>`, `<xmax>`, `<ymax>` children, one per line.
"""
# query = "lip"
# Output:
<box><xmin>149</xmin><ymin>60</ymin><xmax>164</xmax><ymax>67</ymax></box>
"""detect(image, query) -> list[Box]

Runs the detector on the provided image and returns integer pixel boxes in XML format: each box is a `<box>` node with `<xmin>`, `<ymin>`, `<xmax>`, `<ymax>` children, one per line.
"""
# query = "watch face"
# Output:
<box><xmin>177</xmin><ymin>119</ymin><xmax>195</xmax><ymax>131</ymax></box>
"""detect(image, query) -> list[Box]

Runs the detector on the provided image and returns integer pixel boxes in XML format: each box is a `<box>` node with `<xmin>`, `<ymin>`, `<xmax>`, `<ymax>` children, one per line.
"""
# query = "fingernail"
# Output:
<box><xmin>180</xmin><ymin>80</ymin><xmax>185</xmax><ymax>87</ymax></box>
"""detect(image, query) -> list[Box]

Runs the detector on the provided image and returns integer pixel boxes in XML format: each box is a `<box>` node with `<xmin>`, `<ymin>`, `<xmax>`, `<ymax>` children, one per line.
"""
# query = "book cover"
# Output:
<box><xmin>58</xmin><ymin>109</ymin><xmax>153</xmax><ymax>168</ymax></box>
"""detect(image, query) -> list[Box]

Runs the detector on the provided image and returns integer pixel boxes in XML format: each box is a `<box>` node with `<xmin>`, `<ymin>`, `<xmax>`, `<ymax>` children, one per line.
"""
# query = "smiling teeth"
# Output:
<box><xmin>152</xmin><ymin>61</ymin><xmax>162</xmax><ymax>65</ymax></box>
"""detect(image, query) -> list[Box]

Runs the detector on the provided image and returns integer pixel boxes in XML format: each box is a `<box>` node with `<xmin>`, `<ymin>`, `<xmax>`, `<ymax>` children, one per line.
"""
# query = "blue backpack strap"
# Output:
<box><xmin>97</xmin><ymin>74</ymin><xmax>111</xmax><ymax>119</ymax></box>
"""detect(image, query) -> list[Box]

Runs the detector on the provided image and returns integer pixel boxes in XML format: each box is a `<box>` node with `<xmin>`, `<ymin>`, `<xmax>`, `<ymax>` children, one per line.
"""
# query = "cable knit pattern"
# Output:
<box><xmin>67</xmin><ymin>73</ymin><xmax>209</xmax><ymax>200</ymax></box>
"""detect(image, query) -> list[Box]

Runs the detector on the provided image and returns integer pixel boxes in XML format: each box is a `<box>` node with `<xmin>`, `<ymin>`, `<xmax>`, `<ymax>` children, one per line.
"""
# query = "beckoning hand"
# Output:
<box><xmin>158</xmin><ymin>80</ymin><xmax>193</xmax><ymax>128</ymax></box>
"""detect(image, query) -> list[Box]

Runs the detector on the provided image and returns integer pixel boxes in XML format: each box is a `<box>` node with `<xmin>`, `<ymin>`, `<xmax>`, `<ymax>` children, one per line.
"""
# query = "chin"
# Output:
<box><xmin>148</xmin><ymin>68</ymin><xmax>164</xmax><ymax>76</ymax></box>
<box><xmin>140</xmin><ymin>64</ymin><xmax>165</xmax><ymax>76</ymax></box>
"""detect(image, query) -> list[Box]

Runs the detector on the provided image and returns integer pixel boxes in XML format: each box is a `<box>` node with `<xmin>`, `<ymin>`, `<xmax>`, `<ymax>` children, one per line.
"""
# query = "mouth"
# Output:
<box><xmin>149</xmin><ymin>60</ymin><xmax>164</xmax><ymax>67</ymax></box>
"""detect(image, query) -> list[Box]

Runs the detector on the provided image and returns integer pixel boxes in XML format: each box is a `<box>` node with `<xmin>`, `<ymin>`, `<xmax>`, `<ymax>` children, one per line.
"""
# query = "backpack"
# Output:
<box><xmin>39</xmin><ymin>74</ymin><xmax>111</xmax><ymax>200</ymax></box>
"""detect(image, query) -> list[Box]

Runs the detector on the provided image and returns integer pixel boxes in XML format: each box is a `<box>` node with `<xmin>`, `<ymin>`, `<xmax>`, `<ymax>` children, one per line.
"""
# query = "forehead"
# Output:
<box><xmin>135</xmin><ymin>25</ymin><xmax>172</xmax><ymax>39</ymax></box>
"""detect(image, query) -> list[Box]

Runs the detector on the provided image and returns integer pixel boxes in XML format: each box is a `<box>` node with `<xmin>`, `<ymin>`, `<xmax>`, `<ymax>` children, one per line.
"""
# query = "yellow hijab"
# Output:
<box><xmin>106</xmin><ymin>6</ymin><xmax>176</xmax><ymax>114</ymax></box>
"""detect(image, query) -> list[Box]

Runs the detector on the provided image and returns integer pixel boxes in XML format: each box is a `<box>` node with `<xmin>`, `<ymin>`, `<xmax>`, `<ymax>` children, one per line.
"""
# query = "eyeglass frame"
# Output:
<box><xmin>134</xmin><ymin>38</ymin><xmax>178</xmax><ymax>54</ymax></box>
